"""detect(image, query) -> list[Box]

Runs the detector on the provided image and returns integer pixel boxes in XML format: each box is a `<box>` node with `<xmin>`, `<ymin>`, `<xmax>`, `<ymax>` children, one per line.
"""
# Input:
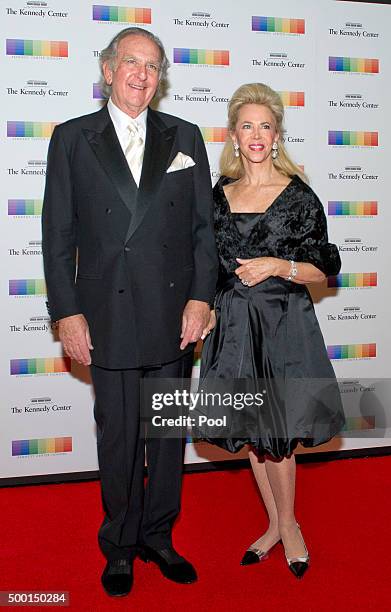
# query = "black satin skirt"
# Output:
<box><xmin>198</xmin><ymin>275</ymin><xmax>345</xmax><ymax>458</ymax></box>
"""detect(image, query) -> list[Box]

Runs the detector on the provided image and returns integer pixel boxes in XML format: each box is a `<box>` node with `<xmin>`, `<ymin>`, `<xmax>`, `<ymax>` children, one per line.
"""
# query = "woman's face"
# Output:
<box><xmin>231</xmin><ymin>103</ymin><xmax>279</xmax><ymax>165</ymax></box>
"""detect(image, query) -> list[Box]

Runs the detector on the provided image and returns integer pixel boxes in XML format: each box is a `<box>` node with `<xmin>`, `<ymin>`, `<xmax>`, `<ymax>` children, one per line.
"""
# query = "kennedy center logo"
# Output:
<box><xmin>328</xmin><ymin>21</ymin><xmax>379</xmax><ymax>38</ymax></box>
<box><xmin>6</xmin><ymin>80</ymin><xmax>69</xmax><ymax>99</ymax></box>
<box><xmin>93</xmin><ymin>83</ymin><xmax>107</xmax><ymax>99</ymax></box>
<box><xmin>173</xmin><ymin>48</ymin><xmax>229</xmax><ymax>67</ymax></box>
<box><xmin>328</xmin><ymin>166</ymin><xmax>380</xmax><ymax>182</ymax></box>
<box><xmin>326</xmin><ymin>306</ymin><xmax>377</xmax><ymax>324</ymax></box>
<box><xmin>328</xmin><ymin>273</ymin><xmax>377</xmax><ymax>288</ymax></box>
<box><xmin>6</xmin><ymin>4</ymin><xmax>69</xmax><ymax>19</ymax></box>
<box><xmin>171</xmin><ymin>87</ymin><xmax>229</xmax><ymax>105</ymax></box>
<box><xmin>9</xmin><ymin>279</ymin><xmax>46</xmax><ymax>296</ymax></box>
<box><xmin>327</xmin><ymin>344</ymin><xmax>376</xmax><ymax>360</ymax></box>
<box><xmin>6</xmin><ymin>39</ymin><xmax>68</xmax><ymax>58</ymax></box>
<box><xmin>172</xmin><ymin>10</ymin><xmax>229</xmax><ymax>28</ymax></box>
<box><xmin>338</xmin><ymin>237</ymin><xmax>378</xmax><ymax>254</ymax></box>
<box><xmin>329</xmin><ymin>56</ymin><xmax>379</xmax><ymax>74</ymax></box>
<box><xmin>200</xmin><ymin>128</ymin><xmax>228</xmax><ymax>143</ymax></box>
<box><xmin>12</xmin><ymin>437</ymin><xmax>72</xmax><ymax>456</ymax></box>
<box><xmin>328</xmin><ymin>201</ymin><xmax>378</xmax><ymax>216</ymax></box>
<box><xmin>278</xmin><ymin>91</ymin><xmax>305</xmax><ymax>107</ymax></box>
<box><xmin>343</xmin><ymin>416</ymin><xmax>376</xmax><ymax>432</ymax></box>
<box><xmin>252</xmin><ymin>16</ymin><xmax>305</xmax><ymax>34</ymax></box>
<box><xmin>8</xmin><ymin>199</ymin><xmax>43</xmax><ymax>216</ymax></box>
<box><xmin>92</xmin><ymin>5</ymin><xmax>151</xmax><ymax>23</ymax></box>
<box><xmin>7</xmin><ymin>121</ymin><xmax>57</xmax><ymax>138</ymax></box>
<box><xmin>328</xmin><ymin>94</ymin><xmax>379</xmax><ymax>111</ymax></box>
<box><xmin>328</xmin><ymin>131</ymin><xmax>378</xmax><ymax>147</ymax></box>
<box><xmin>252</xmin><ymin>52</ymin><xmax>306</xmax><ymax>70</ymax></box>
<box><xmin>10</xmin><ymin>357</ymin><xmax>71</xmax><ymax>376</ymax></box>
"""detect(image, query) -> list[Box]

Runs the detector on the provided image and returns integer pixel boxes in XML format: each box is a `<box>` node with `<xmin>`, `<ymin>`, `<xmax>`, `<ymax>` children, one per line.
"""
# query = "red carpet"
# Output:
<box><xmin>1</xmin><ymin>456</ymin><xmax>390</xmax><ymax>611</ymax></box>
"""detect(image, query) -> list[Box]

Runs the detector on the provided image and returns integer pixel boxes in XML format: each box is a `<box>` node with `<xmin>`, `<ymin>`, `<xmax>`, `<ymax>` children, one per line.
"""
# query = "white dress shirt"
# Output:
<box><xmin>107</xmin><ymin>98</ymin><xmax>147</xmax><ymax>185</ymax></box>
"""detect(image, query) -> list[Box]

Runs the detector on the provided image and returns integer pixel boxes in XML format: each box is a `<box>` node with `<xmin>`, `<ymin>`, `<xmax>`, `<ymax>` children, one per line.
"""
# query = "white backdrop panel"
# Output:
<box><xmin>1</xmin><ymin>0</ymin><xmax>390</xmax><ymax>480</ymax></box>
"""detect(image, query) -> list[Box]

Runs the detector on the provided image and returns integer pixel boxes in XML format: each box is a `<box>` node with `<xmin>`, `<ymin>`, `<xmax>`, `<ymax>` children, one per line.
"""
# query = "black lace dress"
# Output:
<box><xmin>198</xmin><ymin>175</ymin><xmax>345</xmax><ymax>458</ymax></box>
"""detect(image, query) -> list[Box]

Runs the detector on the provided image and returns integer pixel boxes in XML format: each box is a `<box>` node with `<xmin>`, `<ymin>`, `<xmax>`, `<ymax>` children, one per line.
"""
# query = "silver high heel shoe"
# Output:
<box><xmin>284</xmin><ymin>524</ymin><xmax>310</xmax><ymax>579</ymax></box>
<box><xmin>240</xmin><ymin>538</ymin><xmax>281</xmax><ymax>566</ymax></box>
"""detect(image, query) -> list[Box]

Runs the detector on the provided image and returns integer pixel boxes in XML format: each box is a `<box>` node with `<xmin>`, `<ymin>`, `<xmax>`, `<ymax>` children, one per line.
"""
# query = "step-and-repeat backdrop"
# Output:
<box><xmin>1</xmin><ymin>0</ymin><xmax>390</xmax><ymax>482</ymax></box>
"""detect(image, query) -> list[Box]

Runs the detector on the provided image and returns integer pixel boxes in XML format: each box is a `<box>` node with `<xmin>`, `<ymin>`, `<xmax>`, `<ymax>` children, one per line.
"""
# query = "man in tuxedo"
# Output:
<box><xmin>42</xmin><ymin>27</ymin><xmax>217</xmax><ymax>597</ymax></box>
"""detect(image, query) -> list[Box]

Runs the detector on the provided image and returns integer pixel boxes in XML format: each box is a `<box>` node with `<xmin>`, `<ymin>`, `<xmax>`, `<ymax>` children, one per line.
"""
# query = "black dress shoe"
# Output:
<box><xmin>284</xmin><ymin>524</ymin><xmax>310</xmax><ymax>579</ymax></box>
<box><xmin>101</xmin><ymin>559</ymin><xmax>133</xmax><ymax>597</ymax></box>
<box><xmin>139</xmin><ymin>545</ymin><xmax>197</xmax><ymax>584</ymax></box>
<box><xmin>241</xmin><ymin>548</ymin><xmax>268</xmax><ymax>566</ymax></box>
<box><xmin>287</xmin><ymin>560</ymin><xmax>309</xmax><ymax>579</ymax></box>
<box><xmin>240</xmin><ymin>539</ymin><xmax>282</xmax><ymax>566</ymax></box>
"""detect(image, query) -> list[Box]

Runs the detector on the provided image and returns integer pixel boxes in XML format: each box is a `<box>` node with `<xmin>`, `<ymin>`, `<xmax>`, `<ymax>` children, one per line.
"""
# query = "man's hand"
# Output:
<box><xmin>180</xmin><ymin>300</ymin><xmax>211</xmax><ymax>350</ymax></box>
<box><xmin>201</xmin><ymin>310</ymin><xmax>216</xmax><ymax>340</ymax></box>
<box><xmin>58</xmin><ymin>314</ymin><xmax>93</xmax><ymax>366</ymax></box>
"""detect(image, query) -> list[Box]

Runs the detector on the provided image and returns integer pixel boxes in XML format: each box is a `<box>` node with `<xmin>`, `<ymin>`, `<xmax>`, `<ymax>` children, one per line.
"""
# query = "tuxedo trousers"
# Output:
<box><xmin>90</xmin><ymin>351</ymin><xmax>194</xmax><ymax>561</ymax></box>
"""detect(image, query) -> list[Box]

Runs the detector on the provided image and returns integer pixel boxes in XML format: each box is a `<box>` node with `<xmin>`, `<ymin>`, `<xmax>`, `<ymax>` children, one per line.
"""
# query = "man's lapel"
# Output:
<box><xmin>124</xmin><ymin>109</ymin><xmax>177</xmax><ymax>244</ymax></box>
<box><xmin>83</xmin><ymin>106</ymin><xmax>138</xmax><ymax>218</ymax></box>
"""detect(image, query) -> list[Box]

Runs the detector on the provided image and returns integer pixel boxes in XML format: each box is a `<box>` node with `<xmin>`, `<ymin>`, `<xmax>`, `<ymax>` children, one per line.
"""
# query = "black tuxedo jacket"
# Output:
<box><xmin>42</xmin><ymin>105</ymin><xmax>218</xmax><ymax>368</ymax></box>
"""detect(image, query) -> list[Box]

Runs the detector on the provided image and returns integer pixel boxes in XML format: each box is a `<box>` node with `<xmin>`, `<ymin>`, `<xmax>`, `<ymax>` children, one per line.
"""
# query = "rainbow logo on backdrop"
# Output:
<box><xmin>328</xmin><ymin>201</ymin><xmax>378</xmax><ymax>216</ymax></box>
<box><xmin>93</xmin><ymin>83</ymin><xmax>107</xmax><ymax>99</ymax></box>
<box><xmin>9</xmin><ymin>279</ymin><xmax>47</xmax><ymax>296</ymax></box>
<box><xmin>329</xmin><ymin>56</ymin><xmax>379</xmax><ymax>74</ymax></box>
<box><xmin>6</xmin><ymin>39</ymin><xmax>68</xmax><ymax>57</ymax></box>
<box><xmin>252</xmin><ymin>16</ymin><xmax>305</xmax><ymax>34</ymax></box>
<box><xmin>343</xmin><ymin>416</ymin><xmax>375</xmax><ymax>431</ymax></box>
<box><xmin>194</xmin><ymin>350</ymin><xmax>201</xmax><ymax>367</ymax></box>
<box><xmin>7</xmin><ymin>122</ymin><xmax>57</xmax><ymax>138</ymax></box>
<box><xmin>328</xmin><ymin>273</ymin><xmax>377</xmax><ymax>288</ymax></box>
<box><xmin>92</xmin><ymin>5</ymin><xmax>151</xmax><ymax>23</ymax></box>
<box><xmin>201</xmin><ymin>128</ymin><xmax>228</xmax><ymax>143</ymax></box>
<box><xmin>8</xmin><ymin>199</ymin><xmax>43</xmax><ymax>216</ymax></box>
<box><xmin>12</xmin><ymin>437</ymin><xmax>72</xmax><ymax>456</ymax></box>
<box><xmin>173</xmin><ymin>48</ymin><xmax>229</xmax><ymax>66</ymax></box>
<box><xmin>278</xmin><ymin>91</ymin><xmax>305</xmax><ymax>107</ymax></box>
<box><xmin>327</xmin><ymin>344</ymin><xmax>376</xmax><ymax>360</ymax></box>
<box><xmin>10</xmin><ymin>358</ymin><xmax>71</xmax><ymax>375</ymax></box>
<box><xmin>328</xmin><ymin>131</ymin><xmax>378</xmax><ymax>146</ymax></box>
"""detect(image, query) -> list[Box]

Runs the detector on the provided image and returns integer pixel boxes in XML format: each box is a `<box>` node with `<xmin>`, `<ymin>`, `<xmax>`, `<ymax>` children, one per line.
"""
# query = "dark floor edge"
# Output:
<box><xmin>1</xmin><ymin>446</ymin><xmax>390</xmax><ymax>487</ymax></box>
<box><xmin>0</xmin><ymin>471</ymin><xmax>100</xmax><ymax>488</ymax></box>
<box><xmin>341</xmin><ymin>1</ymin><xmax>391</xmax><ymax>4</ymax></box>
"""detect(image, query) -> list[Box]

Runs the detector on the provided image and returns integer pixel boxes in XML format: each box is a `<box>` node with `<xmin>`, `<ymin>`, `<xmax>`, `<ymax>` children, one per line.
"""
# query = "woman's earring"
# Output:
<box><xmin>234</xmin><ymin>143</ymin><xmax>240</xmax><ymax>158</ymax></box>
<box><xmin>272</xmin><ymin>142</ymin><xmax>279</xmax><ymax>159</ymax></box>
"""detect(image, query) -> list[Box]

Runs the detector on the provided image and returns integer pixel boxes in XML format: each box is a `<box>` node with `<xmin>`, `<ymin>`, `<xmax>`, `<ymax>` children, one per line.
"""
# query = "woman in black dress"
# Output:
<box><xmin>200</xmin><ymin>83</ymin><xmax>345</xmax><ymax>578</ymax></box>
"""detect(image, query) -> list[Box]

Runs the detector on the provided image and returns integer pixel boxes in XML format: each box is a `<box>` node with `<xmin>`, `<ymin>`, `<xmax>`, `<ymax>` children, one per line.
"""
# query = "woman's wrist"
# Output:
<box><xmin>286</xmin><ymin>260</ymin><xmax>298</xmax><ymax>281</ymax></box>
<box><xmin>275</xmin><ymin>258</ymin><xmax>293</xmax><ymax>279</ymax></box>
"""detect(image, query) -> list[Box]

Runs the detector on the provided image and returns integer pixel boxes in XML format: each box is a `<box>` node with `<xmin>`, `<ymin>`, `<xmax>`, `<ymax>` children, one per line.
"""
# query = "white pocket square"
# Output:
<box><xmin>166</xmin><ymin>152</ymin><xmax>196</xmax><ymax>173</ymax></box>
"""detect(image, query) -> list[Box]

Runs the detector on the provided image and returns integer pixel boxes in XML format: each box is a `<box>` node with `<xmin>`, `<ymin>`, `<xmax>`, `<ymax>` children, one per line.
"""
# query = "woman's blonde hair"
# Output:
<box><xmin>220</xmin><ymin>82</ymin><xmax>307</xmax><ymax>182</ymax></box>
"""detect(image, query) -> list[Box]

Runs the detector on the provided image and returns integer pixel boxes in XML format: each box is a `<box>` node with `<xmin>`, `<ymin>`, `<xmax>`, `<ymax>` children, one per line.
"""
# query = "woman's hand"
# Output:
<box><xmin>201</xmin><ymin>310</ymin><xmax>216</xmax><ymax>340</ymax></box>
<box><xmin>235</xmin><ymin>257</ymin><xmax>282</xmax><ymax>286</ymax></box>
<box><xmin>235</xmin><ymin>258</ymin><xmax>326</xmax><ymax>286</ymax></box>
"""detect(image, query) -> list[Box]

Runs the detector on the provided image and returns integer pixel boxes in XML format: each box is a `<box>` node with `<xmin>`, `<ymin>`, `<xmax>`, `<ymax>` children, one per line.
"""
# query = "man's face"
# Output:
<box><xmin>103</xmin><ymin>34</ymin><xmax>161</xmax><ymax>117</ymax></box>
